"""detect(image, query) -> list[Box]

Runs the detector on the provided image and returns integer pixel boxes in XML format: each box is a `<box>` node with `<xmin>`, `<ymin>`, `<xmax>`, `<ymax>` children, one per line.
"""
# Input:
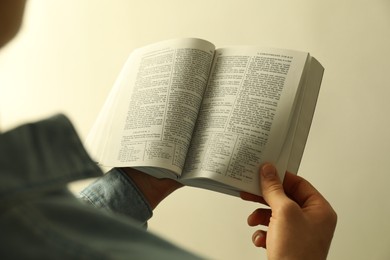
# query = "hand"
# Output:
<box><xmin>240</xmin><ymin>164</ymin><xmax>337</xmax><ymax>260</ymax></box>
<box><xmin>121</xmin><ymin>167</ymin><xmax>183</xmax><ymax>210</ymax></box>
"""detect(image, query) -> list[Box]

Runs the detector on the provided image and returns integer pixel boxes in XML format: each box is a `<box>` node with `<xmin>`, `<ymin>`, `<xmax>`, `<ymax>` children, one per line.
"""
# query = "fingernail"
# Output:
<box><xmin>261</xmin><ymin>164</ymin><xmax>276</xmax><ymax>179</ymax></box>
<box><xmin>254</xmin><ymin>233</ymin><xmax>263</xmax><ymax>246</ymax></box>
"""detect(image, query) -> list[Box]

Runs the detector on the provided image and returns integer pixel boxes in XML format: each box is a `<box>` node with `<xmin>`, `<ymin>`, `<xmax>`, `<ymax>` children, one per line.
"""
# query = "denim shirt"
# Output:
<box><xmin>79</xmin><ymin>168</ymin><xmax>153</xmax><ymax>227</ymax></box>
<box><xmin>0</xmin><ymin>115</ymin><xmax>201</xmax><ymax>259</ymax></box>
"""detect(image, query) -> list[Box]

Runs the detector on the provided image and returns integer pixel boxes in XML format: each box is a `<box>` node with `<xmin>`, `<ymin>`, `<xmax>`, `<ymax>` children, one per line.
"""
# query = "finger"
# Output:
<box><xmin>283</xmin><ymin>172</ymin><xmax>326</xmax><ymax>207</ymax></box>
<box><xmin>260</xmin><ymin>163</ymin><xmax>288</xmax><ymax>207</ymax></box>
<box><xmin>252</xmin><ymin>230</ymin><xmax>267</xmax><ymax>248</ymax></box>
<box><xmin>248</xmin><ymin>208</ymin><xmax>271</xmax><ymax>226</ymax></box>
<box><xmin>240</xmin><ymin>191</ymin><xmax>268</xmax><ymax>205</ymax></box>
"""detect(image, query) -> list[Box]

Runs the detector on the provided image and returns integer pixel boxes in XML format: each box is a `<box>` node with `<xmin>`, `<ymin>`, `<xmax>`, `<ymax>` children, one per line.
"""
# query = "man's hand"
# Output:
<box><xmin>121</xmin><ymin>167</ymin><xmax>183</xmax><ymax>210</ymax></box>
<box><xmin>241</xmin><ymin>164</ymin><xmax>337</xmax><ymax>260</ymax></box>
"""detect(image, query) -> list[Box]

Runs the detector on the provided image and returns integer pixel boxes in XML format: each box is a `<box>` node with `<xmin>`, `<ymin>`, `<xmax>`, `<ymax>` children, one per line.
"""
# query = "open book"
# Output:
<box><xmin>86</xmin><ymin>38</ymin><xmax>324</xmax><ymax>196</ymax></box>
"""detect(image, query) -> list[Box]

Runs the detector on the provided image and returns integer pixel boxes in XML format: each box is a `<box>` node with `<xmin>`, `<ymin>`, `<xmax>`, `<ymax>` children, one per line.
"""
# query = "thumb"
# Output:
<box><xmin>260</xmin><ymin>163</ymin><xmax>287</xmax><ymax>207</ymax></box>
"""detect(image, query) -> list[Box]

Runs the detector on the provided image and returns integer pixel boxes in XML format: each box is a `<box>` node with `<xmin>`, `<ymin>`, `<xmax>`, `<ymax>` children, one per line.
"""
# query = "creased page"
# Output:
<box><xmin>89</xmin><ymin>38</ymin><xmax>215</xmax><ymax>176</ymax></box>
<box><xmin>182</xmin><ymin>47</ymin><xmax>307</xmax><ymax>194</ymax></box>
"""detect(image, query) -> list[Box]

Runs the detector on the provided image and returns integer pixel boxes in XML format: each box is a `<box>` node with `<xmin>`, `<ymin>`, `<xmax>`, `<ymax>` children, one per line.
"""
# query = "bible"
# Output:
<box><xmin>86</xmin><ymin>38</ymin><xmax>324</xmax><ymax>196</ymax></box>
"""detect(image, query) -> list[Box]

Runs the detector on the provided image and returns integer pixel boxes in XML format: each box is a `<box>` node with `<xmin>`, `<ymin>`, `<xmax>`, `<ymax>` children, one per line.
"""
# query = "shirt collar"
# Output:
<box><xmin>0</xmin><ymin>114</ymin><xmax>102</xmax><ymax>203</ymax></box>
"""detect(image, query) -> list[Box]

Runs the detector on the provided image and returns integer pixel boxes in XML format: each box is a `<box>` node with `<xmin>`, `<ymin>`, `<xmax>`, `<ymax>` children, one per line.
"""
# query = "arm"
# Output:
<box><xmin>121</xmin><ymin>167</ymin><xmax>183</xmax><ymax>210</ymax></box>
<box><xmin>80</xmin><ymin>168</ymin><xmax>182</xmax><ymax>226</ymax></box>
<box><xmin>241</xmin><ymin>164</ymin><xmax>337</xmax><ymax>260</ymax></box>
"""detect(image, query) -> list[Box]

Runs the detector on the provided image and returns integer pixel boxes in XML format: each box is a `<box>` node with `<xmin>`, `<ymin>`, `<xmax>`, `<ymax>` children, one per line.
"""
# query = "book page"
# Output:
<box><xmin>86</xmin><ymin>38</ymin><xmax>215</xmax><ymax>176</ymax></box>
<box><xmin>182</xmin><ymin>47</ymin><xmax>308</xmax><ymax>194</ymax></box>
<box><xmin>285</xmin><ymin>57</ymin><xmax>323</xmax><ymax>173</ymax></box>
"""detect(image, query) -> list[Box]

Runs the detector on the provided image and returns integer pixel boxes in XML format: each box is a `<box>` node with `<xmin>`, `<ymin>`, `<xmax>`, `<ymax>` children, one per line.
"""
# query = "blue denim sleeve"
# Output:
<box><xmin>79</xmin><ymin>168</ymin><xmax>153</xmax><ymax>227</ymax></box>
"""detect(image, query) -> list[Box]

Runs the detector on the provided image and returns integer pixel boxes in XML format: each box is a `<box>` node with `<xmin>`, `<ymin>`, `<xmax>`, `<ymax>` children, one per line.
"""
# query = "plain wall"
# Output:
<box><xmin>1</xmin><ymin>1</ymin><xmax>390</xmax><ymax>259</ymax></box>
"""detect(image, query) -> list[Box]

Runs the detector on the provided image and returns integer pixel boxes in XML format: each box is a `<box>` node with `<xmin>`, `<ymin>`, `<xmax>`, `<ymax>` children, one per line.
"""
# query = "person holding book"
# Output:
<box><xmin>0</xmin><ymin>1</ymin><xmax>337</xmax><ymax>259</ymax></box>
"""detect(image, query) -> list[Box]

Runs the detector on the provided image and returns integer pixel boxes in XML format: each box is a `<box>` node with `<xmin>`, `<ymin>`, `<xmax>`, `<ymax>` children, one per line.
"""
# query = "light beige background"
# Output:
<box><xmin>1</xmin><ymin>1</ymin><xmax>390</xmax><ymax>259</ymax></box>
